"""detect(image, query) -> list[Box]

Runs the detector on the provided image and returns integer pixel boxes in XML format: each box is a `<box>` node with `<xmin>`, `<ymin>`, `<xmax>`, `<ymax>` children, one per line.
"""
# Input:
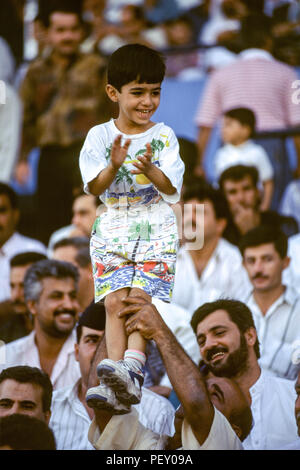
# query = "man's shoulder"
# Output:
<box><xmin>10</xmin><ymin>232</ymin><xmax>47</xmax><ymax>253</ymax></box>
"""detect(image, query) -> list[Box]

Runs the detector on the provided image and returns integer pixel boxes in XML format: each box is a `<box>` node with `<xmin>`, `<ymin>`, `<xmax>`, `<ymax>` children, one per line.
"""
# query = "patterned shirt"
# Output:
<box><xmin>79</xmin><ymin>119</ymin><xmax>185</xmax><ymax>208</ymax></box>
<box><xmin>19</xmin><ymin>51</ymin><xmax>116</xmax><ymax>153</ymax></box>
<box><xmin>195</xmin><ymin>49</ymin><xmax>300</xmax><ymax>131</ymax></box>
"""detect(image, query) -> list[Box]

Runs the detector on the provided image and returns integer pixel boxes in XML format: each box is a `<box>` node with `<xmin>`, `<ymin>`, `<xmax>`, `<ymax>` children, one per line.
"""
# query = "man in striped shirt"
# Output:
<box><xmin>195</xmin><ymin>14</ymin><xmax>300</xmax><ymax>209</ymax></box>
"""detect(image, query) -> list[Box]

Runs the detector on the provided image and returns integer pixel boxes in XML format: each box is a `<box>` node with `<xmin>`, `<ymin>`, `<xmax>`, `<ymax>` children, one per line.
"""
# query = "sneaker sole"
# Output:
<box><xmin>97</xmin><ymin>364</ymin><xmax>141</xmax><ymax>406</ymax></box>
<box><xmin>86</xmin><ymin>393</ymin><xmax>130</xmax><ymax>415</ymax></box>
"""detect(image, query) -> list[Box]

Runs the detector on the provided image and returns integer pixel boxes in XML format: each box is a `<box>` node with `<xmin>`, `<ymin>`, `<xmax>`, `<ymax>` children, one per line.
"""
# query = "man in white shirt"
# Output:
<box><xmin>283</xmin><ymin>233</ymin><xmax>300</xmax><ymax>296</ymax></box>
<box><xmin>0</xmin><ymin>365</ymin><xmax>52</xmax><ymax>424</ymax></box>
<box><xmin>191</xmin><ymin>298</ymin><xmax>299</xmax><ymax>449</ymax></box>
<box><xmin>50</xmin><ymin>301</ymin><xmax>175</xmax><ymax>450</ymax></box>
<box><xmin>172</xmin><ymin>182</ymin><xmax>251</xmax><ymax>314</ymax></box>
<box><xmin>0</xmin><ymin>183</ymin><xmax>47</xmax><ymax>303</ymax></box>
<box><xmin>2</xmin><ymin>259</ymin><xmax>81</xmax><ymax>390</ymax></box>
<box><xmin>240</xmin><ymin>225</ymin><xmax>300</xmax><ymax>380</ymax></box>
<box><xmin>87</xmin><ymin>297</ymin><xmax>252</xmax><ymax>450</ymax></box>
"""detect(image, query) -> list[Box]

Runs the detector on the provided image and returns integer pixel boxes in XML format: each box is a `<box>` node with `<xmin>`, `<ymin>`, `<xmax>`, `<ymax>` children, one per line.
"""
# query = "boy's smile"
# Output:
<box><xmin>106</xmin><ymin>81</ymin><xmax>161</xmax><ymax>134</ymax></box>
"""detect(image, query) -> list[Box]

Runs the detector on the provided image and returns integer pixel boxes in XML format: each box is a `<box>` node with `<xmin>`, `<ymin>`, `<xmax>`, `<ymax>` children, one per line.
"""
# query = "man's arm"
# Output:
<box><xmin>293</xmin><ymin>135</ymin><xmax>300</xmax><ymax>178</ymax></box>
<box><xmin>194</xmin><ymin>126</ymin><xmax>212</xmax><ymax>177</ymax></box>
<box><xmin>119</xmin><ymin>297</ymin><xmax>215</xmax><ymax>446</ymax></box>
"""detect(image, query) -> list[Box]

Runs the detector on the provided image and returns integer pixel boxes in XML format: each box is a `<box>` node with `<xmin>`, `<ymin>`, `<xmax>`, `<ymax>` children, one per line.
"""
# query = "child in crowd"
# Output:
<box><xmin>214</xmin><ymin>107</ymin><xmax>274</xmax><ymax>211</ymax></box>
<box><xmin>79</xmin><ymin>44</ymin><xmax>185</xmax><ymax>413</ymax></box>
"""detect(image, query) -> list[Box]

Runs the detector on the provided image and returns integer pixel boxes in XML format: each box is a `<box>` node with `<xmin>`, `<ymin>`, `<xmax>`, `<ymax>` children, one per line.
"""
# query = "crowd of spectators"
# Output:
<box><xmin>0</xmin><ymin>0</ymin><xmax>300</xmax><ymax>451</ymax></box>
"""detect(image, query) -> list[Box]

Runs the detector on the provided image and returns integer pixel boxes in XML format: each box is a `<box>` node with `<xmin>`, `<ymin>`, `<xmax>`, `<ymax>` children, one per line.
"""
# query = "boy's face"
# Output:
<box><xmin>222</xmin><ymin>116</ymin><xmax>251</xmax><ymax>146</ymax></box>
<box><xmin>106</xmin><ymin>80</ymin><xmax>161</xmax><ymax>133</ymax></box>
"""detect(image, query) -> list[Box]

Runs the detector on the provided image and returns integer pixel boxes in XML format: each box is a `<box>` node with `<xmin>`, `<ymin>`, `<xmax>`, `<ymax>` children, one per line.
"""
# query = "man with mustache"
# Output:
<box><xmin>240</xmin><ymin>225</ymin><xmax>300</xmax><ymax>380</ymax></box>
<box><xmin>0</xmin><ymin>251</ymin><xmax>47</xmax><ymax>343</ymax></box>
<box><xmin>14</xmin><ymin>1</ymin><xmax>116</xmax><ymax>245</ymax></box>
<box><xmin>1</xmin><ymin>259</ymin><xmax>81</xmax><ymax>390</ymax></box>
<box><xmin>219</xmin><ymin>165</ymin><xmax>298</xmax><ymax>246</ymax></box>
<box><xmin>191</xmin><ymin>298</ymin><xmax>298</xmax><ymax>450</ymax></box>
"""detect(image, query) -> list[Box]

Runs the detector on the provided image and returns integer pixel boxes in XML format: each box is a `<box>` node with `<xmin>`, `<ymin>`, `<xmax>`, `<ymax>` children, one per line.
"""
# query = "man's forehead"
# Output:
<box><xmin>244</xmin><ymin>243</ymin><xmax>277</xmax><ymax>257</ymax></box>
<box><xmin>196</xmin><ymin>310</ymin><xmax>233</xmax><ymax>334</ymax></box>
<box><xmin>0</xmin><ymin>379</ymin><xmax>42</xmax><ymax>398</ymax></box>
<box><xmin>224</xmin><ymin>176</ymin><xmax>254</xmax><ymax>189</ymax></box>
<box><xmin>81</xmin><ymin>326</ymin><xmax>103</xmax><ymax>337</ymax></box>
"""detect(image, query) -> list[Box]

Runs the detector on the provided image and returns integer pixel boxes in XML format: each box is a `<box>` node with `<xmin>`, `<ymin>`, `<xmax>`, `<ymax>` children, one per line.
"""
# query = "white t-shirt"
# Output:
<box><xmin>88</xmin><ymin>406</ymin><xmax>243</xmax><ymax>450</ymax></box>
<box><xmin>79</xmin><ymin>119</ymin><xmax>185</xmax><ymax>208</ymax></box>
<box><xmin>214</xmin><ymin>140</ymin><xmax>274</xmax><ymax>183</ymax></box>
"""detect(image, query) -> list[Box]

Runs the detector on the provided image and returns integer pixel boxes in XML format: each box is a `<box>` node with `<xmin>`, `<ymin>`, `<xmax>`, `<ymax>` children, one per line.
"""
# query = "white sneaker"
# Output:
<box><xmin>86</xmin><ymin>382</ymin><xmax>131</xmax><ymax>414</ymax></box>
<box><xmin>97</xmin><ymin>359</ymin><xmax>144</xmax><ymax>405</ymax></box>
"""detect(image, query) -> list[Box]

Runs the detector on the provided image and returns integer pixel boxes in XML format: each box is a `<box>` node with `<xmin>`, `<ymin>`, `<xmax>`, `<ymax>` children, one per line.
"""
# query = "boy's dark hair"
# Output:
<box><xmin>0</xmin><ymin>182</ymin><xmax>18</xmax><ymax>209</ymax></box>
<box><xmin>0</xmin><ymin>414</ymin><xmax>56</xmax><ymax>450</ymax></box>
<box><xmin>10</xmin><ymin>251</ymin><xmax>47</xmax><ymax>268</ymax></box>
<box><xmin>224</xmin><ymin>107</ymin><xmax>256</xmax><ymax>137</ymax></box>
<box><xmin>107</xmin><ymin>43</ymin><xmax>166</xmax><ymax>92</ymax></box>
<box><xmin>219</xmin><ymin>165</ymin><xmax>259</xmax><ymax>191</ymax></box>
<box><xmin>0</xmin><ymin>366</ymin><xmax>53</xmax><ymax>412</ymax></box>
<box><xmin>182</xmin><ymin>180</ymin><xmax>230</xmax><ymax>221</ymax></box>
<box><xmin>239</xmin><ymin>225</ymin><xmax>288</xmax><ymax>259</ymax></box>
<box><xmin>191</xmin><ymin>298</ymin><xmax>260</xmax><ymax>359</ymax></box>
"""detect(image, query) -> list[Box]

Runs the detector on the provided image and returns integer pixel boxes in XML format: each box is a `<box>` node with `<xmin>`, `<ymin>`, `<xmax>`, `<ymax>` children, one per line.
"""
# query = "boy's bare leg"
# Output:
<box><xmin>104</xmin><ymin>287</ymin><xmax>130</xmax><ymax>361</ymax></box>
<box><xmin>127</xmin><ymin>287</ymin><xmax>151</xmax><ymax>354</ymax></box>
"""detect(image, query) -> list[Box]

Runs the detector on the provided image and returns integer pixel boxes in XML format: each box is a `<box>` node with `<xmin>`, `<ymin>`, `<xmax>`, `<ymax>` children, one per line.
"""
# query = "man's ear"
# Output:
<box><xmin>74</xmin><ymin>343</ymin><xmax>79</xmax><ymax>362</ymax></box>
<box><xmin>231</xmin><ymin>423</ymin><xmax>243</xmax><ymax>440</ymax></box>
<box><xmin>106</xmin><ymin>84</ymin><xmax>119</xmax><ymax>102</ymax></box>
<box><xmin>27</xmin><ymin>299</ymin><xmax>37</xmax><ymax>317</ymax></box>
<box><xmin>244</xmin><ymin>327</ymin><xmax>257</xmax><ymax>348</ymax></box>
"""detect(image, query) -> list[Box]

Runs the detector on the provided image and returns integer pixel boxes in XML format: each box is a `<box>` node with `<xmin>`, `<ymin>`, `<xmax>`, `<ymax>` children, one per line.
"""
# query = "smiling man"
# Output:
<box><xmin>240</xmin><ymin>225</ymin><xmax>300</xmax><ymax>380</ymax></box>
<box><xmin>1</xmin><ymin>260</ymin><xmax>81</xmax><ymax>390</ymax></box>
<box><xmin>191</xmin><ymin>298</ymin><xmax>298</xmax><ymax>450</ymax></box>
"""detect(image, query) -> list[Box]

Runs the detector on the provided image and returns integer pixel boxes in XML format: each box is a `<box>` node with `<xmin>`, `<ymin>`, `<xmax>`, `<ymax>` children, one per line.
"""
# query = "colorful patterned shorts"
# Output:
<box><xmin>90</xmin><ymin>201</ymin><xmax>179</xmax><ymax>303</ymax></box>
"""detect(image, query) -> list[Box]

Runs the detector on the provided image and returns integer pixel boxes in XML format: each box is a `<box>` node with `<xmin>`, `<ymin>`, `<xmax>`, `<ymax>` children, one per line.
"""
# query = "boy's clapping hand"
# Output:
<box><xmin>110</xmin><ymin>134</ymin><xmax>131</xmax><ymax>170</ymax></box>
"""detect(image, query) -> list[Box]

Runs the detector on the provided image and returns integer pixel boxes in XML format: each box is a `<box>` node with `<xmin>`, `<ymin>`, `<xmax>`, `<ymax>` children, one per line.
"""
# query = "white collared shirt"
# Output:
<box><xmin>214</xmin><ymin>139</ymin><xmax>274</xmax><ymax>183</ymax></box>
<box><xmin>244</xmin><ymin>285</ymin><xmax>300</xmax><ymax>380</ymax></box>
<box><xmin>172</xmin><ymin>239</ymin><xmax>251</xmax><ymax>315</ymax></box>
<box><xmin>1</xmin><ymin>330</ymin><xmax>81</xmax><ymax>390</ymax></box>
<box><xmin>0</xmin><ymin>232</ymin><xmax>47</xmax><ymax>302</ymax></box>
<box><xmin>243</xmin><ymin>369</ymin><xmax>298</xmax><ymax>450</ymax></box>
<box><xmin>283</xmin><ymin>234</ymin><xmax>300</xmax><ymax>296</ymax></box>
<box><xmin>50</xmin><ymin>382</ymin><xmax>175</xmax><ymax>450</ymax></box>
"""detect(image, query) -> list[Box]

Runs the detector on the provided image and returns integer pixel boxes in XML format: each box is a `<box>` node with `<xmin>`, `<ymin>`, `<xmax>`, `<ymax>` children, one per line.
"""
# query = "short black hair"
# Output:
<box><xmin>191</xmin><ymin>299</ymin><xmax>260</xmax><ymax>359</ymax></box>
<box><xmin>43</xmin><ymin>0</ymin><xmax>83</xmax><ymax>28</ymax></box>
<box><xmin>219</xmin><ymin>164</ymin><xmax>259</xmax><ymax>191</ymax></box>
<box><xmin>0</xmin><ymin>182</ymin><xmax>18</xmax><ymax>209</ymax></box>
<box><xmin>53</xmin><ymin>237</ymin><xmax>91</xmax><ymax>268</ymax></box>
<box><xmin>240</xmin><ymin>13</ymin><xmax>273</xmax><ymax>49</ymax></box>
<box><xmin>10</xmin><ymin>252</ymin><xmax>47</xmax><ymax>268</ymax></box>
<box><xmin>76</xmin><ymin>301</ymin><xmax>106</xmax><ymax>343</ymax></box>
<box><xmin>182</xmin><ymin>180</ymin><xmax>230</xmax><ymax>220</ymax></box>
<box><xmin>224</xmin><ymin>107</ymin><xmax>256</xmax><ymax>137</ymax></box>
<box><xmin>107</xmin><ymin>43</ymin><xmax>166</xmax><ymax>92</ymax></box>
<box><xmin>239</xmin><ymin>225</ymin><xmax>288</xmax><ymax>259</ymax></box>
<box><xmin>0</xmin><ymin>414</ymin><xmax>56</xmax><ymax>450</ymax></box>
<box><xmin>0</xmin><ymin>366</ymin><xmax>53</xmax><ymax>412</ymax></box>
